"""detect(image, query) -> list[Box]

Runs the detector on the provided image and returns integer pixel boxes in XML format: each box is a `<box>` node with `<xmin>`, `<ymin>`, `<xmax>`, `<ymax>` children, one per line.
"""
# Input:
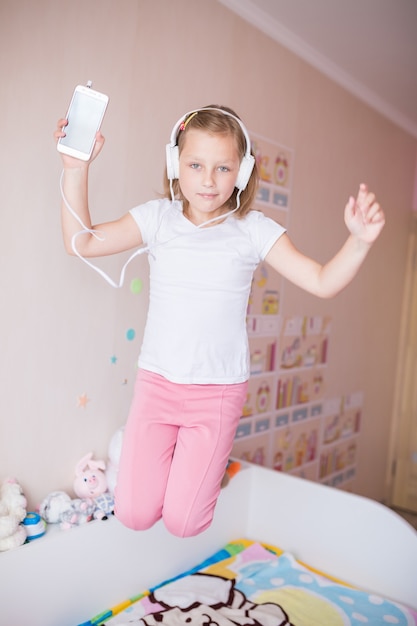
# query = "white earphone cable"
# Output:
<box><xmin>60</xmin><ymin>171</ymin><xmax>151</xmax><ymax>288</ymax></box>
<box><xmin>60</xmin><ymin>171</ymin><xmax>242</xmax><ymax>289</ymax></box>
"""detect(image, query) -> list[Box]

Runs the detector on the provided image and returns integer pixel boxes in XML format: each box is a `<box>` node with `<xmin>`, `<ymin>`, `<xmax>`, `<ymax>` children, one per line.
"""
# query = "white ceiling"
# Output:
<box><xmin>218</xmin><ymin>0</ymin><xmax>417</xmax><ymax>139</ymax></box>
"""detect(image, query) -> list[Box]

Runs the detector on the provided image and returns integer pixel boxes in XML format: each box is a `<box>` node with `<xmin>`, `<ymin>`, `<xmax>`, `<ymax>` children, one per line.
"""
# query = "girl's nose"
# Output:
<box><xmin>202</xmin><ymin>170</ymin><xmax>215</xmax><ymax>187</ymax></box>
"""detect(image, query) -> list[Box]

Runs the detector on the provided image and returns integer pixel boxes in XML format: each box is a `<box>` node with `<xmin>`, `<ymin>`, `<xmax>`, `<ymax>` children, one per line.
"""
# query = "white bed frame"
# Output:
<box><xmin>1</xmin><ymin>462</ymin><xmax>417</xmax><ymax>626</ymax></box>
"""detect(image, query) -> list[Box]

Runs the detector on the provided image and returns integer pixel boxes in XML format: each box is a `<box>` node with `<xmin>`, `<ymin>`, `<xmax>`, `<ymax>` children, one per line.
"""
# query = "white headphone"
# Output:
<box><xmin>166</xmin><ymin>107</ymin><xmax>255</xmax><ymax>191</ymax></box>
<box><xmin>62</xmin><ymin>108</ymin><xmax>256</xmax><ymax>289</ymax></box>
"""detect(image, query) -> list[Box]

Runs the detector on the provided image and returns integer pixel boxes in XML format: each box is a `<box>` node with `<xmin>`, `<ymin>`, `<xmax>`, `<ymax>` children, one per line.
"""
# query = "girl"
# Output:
<box><xmin>55</xmin><ymin>105</ymin><xmax>385</xmax><ymax>537</ymax></box>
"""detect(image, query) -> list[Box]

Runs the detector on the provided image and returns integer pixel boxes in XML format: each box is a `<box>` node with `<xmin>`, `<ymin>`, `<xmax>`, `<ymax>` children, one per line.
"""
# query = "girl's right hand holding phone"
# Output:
<box><xmin>54</xmin><ymin>118</ymin><xmax>105</xmax><ymax>167</ymax></box>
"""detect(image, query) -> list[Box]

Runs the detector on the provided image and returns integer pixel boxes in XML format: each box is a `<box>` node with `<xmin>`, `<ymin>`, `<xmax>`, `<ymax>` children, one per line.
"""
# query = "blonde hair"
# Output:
<box><xmin>163</xmin><ymin>105</ymin><xmax>258</xmax><ymax>218</ymax></box>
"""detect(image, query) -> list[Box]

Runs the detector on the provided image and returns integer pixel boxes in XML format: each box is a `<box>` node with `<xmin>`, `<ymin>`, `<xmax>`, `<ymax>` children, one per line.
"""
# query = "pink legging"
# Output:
<box><xmin>114</xmin><ymin>369</ymin><xmax>248</xmax><ymax>538</ymax></box>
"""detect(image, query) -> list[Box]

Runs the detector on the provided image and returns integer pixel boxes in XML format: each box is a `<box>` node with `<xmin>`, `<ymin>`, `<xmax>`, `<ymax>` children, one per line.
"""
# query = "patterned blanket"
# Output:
<box><xmin>84</xmin><ymin>540</ymin><xmax>417</xmax><ymax>626</ymax></box>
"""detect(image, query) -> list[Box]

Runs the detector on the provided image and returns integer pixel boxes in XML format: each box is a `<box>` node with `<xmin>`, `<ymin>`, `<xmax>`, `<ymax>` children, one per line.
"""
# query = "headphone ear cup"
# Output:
<box><xmin>165</xmin><ymin>144</ymin><xmax>180</xmax><ymax>180</ymax></box>
<box><xmin>236</xmin><ymin>154</ymin><xmax>255</xmax><ymax>191</ymax></box>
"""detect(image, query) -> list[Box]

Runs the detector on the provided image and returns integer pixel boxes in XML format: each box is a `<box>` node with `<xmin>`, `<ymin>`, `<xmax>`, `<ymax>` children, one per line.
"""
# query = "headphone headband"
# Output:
<box><xmin>166</xmin><ymin>107</ymin><xmax>255</xmax><ymax>191</ymax></box>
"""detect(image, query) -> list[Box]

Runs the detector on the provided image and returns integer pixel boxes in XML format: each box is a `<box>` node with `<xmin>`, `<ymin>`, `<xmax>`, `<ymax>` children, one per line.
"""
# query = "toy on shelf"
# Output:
<box><xmin>22</xmin><ymin>512</ymin><xmax>46</xmax><ymax>541</ymax></box>
<box><xmin>221</xmin><ymin>460</ymin><xmax>242</xmax><ymax>488</ymax></box>
<box><xmin>73</xmin><ymin>452</ymin><xmax>114</xmax><ymax>520</ymax></box>
<box><xmin>38</xmin><ymin>452</ymin><xmax>115</xmax><ymax>531</ymax></box>
<box><xmin>0</xmin><ymin>477</ymin><xmax>27</xmax><ymax>551</ymax></box>
<box><xmin>39</xmin><ymin>490</ymin><xmax>96</xmax><ymax>530</ymax></box>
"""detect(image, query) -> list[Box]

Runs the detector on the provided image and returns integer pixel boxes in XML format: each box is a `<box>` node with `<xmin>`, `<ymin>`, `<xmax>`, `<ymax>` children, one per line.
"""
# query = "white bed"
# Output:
<box><xmin>1</xmin><ymin>462</ymin><xmax>416</xmax><ymax>626</ymax></box>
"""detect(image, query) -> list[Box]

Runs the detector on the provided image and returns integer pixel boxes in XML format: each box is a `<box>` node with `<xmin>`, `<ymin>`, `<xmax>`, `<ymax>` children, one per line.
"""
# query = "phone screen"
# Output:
<box><xmin>60</xmin><ymin>90</ymin><xmax>107</xmax><ymax>154</ymax></box>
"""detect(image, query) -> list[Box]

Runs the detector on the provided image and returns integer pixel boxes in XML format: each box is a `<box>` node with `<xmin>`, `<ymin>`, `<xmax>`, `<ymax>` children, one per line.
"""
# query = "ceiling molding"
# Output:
<box><xmin>218</xmin><ymin>0</ymin><xmax>417</xmax><ymax>139</ymax></box>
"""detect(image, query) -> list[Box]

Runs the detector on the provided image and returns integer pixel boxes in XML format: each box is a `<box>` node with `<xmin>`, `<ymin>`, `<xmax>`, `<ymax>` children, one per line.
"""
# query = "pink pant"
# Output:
<box><xmin>114</xmin><ymin>369</ymin><xmax>247</xmax><ymax>537</ymax></box>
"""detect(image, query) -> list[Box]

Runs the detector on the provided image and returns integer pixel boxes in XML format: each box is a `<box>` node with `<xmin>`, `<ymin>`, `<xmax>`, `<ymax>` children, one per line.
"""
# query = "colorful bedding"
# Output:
<box><xmin>83</xmin><ymin>539</ymin><xmax>417</xmax><ymax>626</ymax></box>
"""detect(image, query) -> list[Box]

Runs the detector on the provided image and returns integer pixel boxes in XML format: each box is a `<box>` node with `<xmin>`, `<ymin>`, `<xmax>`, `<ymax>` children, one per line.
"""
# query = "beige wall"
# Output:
<box><xmin>0</xmin><ymin>0</ymin><xmax>415</xmax><ymax>510</ymax></box>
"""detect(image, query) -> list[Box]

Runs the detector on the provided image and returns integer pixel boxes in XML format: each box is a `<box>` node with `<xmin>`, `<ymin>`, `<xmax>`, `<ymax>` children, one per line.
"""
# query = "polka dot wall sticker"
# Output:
<box><xmin>110</xmin><ymin>355</ymin><xmax>118</xmax><ymax>364</ymax></box>
<box><xmin>126</xmin><ymin>328</ymin><xmax>136</xmax><ymax>341</ymax></box>
<box><xmin>130</xmin><ymin>277</ymin><xmax>143</xmax><ymax>295</ymax></box>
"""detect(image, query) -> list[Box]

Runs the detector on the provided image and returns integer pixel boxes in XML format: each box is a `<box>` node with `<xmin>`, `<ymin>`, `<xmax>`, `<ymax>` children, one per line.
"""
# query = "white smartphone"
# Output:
<box><xmin>57</xmin><ymin>84</ymin><xmax>109</xmax><ymax>161</ymax></box>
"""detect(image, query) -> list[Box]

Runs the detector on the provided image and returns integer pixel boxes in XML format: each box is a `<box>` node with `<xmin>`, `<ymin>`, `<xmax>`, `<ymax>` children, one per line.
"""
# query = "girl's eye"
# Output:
<box><xmin>190</xmin><ymin>163</ymin><xmax>200</xmax><ymax>169</ymax></box>
<box><xmin>218</xmin><ymin>166</ymin><xmax>230</xmax><ymax>172</ymax></box>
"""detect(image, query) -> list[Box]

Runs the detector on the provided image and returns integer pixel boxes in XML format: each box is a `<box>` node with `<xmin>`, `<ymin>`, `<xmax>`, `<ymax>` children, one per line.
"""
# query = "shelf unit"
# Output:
<box><xmin>231</xmin><ymin>132</ymin><xmax>362</xmax><ymax>490</ymax></box>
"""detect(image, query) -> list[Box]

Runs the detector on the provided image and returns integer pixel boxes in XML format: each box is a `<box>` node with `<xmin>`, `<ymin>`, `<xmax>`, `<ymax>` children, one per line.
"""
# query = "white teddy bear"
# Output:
<box><xmin>0</xmin><ymin>477</ymin><xmax>27</xmax><ymax>551</ymax></box>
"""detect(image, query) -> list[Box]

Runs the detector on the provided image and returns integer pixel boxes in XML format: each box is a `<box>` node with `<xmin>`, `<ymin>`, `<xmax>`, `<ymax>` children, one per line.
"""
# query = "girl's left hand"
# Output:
<box><xmin>344</xmin><ymin>184</ymin><xmax>385</xmax><ymax>244</ymax></box>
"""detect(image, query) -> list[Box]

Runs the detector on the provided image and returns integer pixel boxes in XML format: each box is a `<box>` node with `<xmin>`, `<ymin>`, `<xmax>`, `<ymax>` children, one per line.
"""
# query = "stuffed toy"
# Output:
<box><xmin>39</xmin><ymin>490</ymin><xmax>96</xmax><ymax>530</ymax></box>
<box><xmin>22</xmin><ymin>512</ymin><xmax>47</xmax><ymax>541</ymax></box>
<box><xmin>91</xmin><ymin>492</ymin><xmax>114</xmax><ymax>520</ymax></box>
<box><xmin>73</xmin><ymin>452</ymin><xmax>114</xmax><ymax>520</ymax></box>
<box><xmin>221</xmin><ymin>460</ymin><xmax>241</xmax><ymax>488</ymax></box>
<box><xmin>39</xmin><ymin>490</ymin><xmax>72</xmax><ymax>524</ymax></box>
<box><xmin>106</xmin><ymin>427</ymin><xmax>124</xmax><ymax>495</ymax></box>
<box><xmin>0</xmin><ymin>477</ymin><xmax>27</xmax><ymax>551</ymax></box>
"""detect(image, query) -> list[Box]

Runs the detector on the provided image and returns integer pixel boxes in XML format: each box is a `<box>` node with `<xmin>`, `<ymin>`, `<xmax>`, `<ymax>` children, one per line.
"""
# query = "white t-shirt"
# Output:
<box><xmin>129</xmin><ymin>199</ymin><xmax>286</xmax><ymax>384</ymax></box>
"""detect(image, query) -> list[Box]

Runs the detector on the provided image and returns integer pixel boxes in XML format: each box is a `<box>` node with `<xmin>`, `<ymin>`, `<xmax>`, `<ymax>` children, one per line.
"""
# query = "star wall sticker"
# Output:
<box><xmin>77</xmin><ymin>393</ymin><xmax>90</xmax><ymax>409</ymax></box>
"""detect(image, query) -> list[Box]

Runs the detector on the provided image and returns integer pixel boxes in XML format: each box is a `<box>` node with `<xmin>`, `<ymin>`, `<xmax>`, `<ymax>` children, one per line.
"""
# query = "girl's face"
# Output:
<box><xmin>178</xmin><ymin>128</ymin><xmax>241</xmax><ymax>225</ymax></box>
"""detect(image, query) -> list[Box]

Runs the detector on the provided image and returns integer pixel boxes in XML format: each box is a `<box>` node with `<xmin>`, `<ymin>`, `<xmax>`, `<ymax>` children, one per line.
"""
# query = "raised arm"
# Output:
<box><xmin>55</xmin><ymin>119</ymin><xmax>142</xmax><ymax>258</ymax></box>
<box><xmin>265</xmin><ymin>184</ymin><xmax>385</xmax><ymax>298</ymax></box>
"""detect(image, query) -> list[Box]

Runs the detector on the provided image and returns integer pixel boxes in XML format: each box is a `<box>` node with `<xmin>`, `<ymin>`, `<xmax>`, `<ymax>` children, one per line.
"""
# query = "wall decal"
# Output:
<box><xmin>77</xmin><ymin>393</ymin><xmax>90</xmax><ymax>409</ymax></box>
<box><xmin>126</xmin><ymin>328</ymin><xmax>136</xmax><ymax>341</ymax></box>
<box><xmin>130</xmin><ymin>278</ymin><xmax>143</xmax><ymax>294</ymax></box>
